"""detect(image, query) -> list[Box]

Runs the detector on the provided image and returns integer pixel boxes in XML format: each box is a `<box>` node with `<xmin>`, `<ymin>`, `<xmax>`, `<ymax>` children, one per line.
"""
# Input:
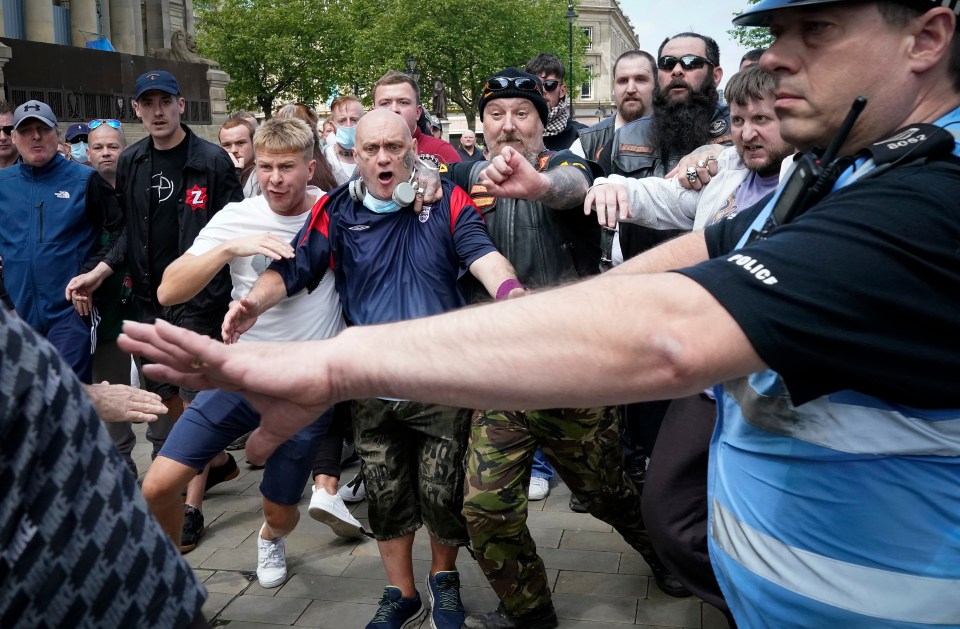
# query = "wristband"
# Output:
<box><xmin>496</xmin><ymin>278</ymin><xmax>524</xmax><ymax>300</ymax></box>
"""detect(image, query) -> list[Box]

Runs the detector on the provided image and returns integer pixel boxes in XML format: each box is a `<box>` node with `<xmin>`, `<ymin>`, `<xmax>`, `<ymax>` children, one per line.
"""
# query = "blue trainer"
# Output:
<box><xmin>425</xmin><ymin>571</ymin><xmax>466</xmax><ymax>629</ymax></box>
<box><xmin>366</xmin><ymin>586</ymin><xmax>426</xmax><ymax>629</ymax></box>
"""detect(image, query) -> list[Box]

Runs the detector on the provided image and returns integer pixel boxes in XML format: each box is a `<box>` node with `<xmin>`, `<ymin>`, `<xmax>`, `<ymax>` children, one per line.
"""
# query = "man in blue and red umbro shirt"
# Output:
<box><xmin>221</xmin><ymin>108</ymin><xmax>523</xmax><ymax>629</ymax></box>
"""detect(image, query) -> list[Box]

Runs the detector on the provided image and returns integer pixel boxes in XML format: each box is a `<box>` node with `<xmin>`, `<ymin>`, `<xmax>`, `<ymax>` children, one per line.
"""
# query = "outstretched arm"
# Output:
<box><xmin>119</xmin><ymin>261</ymin><xmax>762</xmax><ymax>464</ymax></box>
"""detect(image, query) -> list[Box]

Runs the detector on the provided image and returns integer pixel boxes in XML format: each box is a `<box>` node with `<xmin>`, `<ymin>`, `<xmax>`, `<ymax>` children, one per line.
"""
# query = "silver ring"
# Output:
<box><xmin>686</xmin><ymin>173</ymin><xmax>698</xmax><ymax>183</ymax></box>
<box><xmin>706</xmin><ymin>155</ymin><xmax>717</xmax><ymax>162</ymax></box>
<box><xmin>686</xmin><ymin>166</ymin><xmax>697</xmax><ymax>176</ymax></box>
<box><xmin>417</xmin><ymin>187</ymin><xmax>425</xmax><ymax>195</ymax></box>
<box><xmin>697</xmin><ymin>160</ymin><xmax>706</xmax><ymax>168</ymax></box>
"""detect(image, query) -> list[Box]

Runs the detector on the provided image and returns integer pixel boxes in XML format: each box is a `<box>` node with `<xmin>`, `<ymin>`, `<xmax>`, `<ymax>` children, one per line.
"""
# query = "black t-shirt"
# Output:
<box><xmin>149</xmin><ymin>137</ymin><xmax>189</xmax><ymax>293</ymax></box>
<box><xmin>678</xmin><ymin>160</ymin><xmax>960</xmax><ymax>408</ymax></box>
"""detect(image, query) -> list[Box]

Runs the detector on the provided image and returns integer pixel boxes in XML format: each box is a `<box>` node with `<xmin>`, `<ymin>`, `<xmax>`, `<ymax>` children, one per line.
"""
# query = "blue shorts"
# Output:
<box><xmin>159</xmin><ymin>389</ymin><xmax>332</xmax><ymax>505</ymax></box>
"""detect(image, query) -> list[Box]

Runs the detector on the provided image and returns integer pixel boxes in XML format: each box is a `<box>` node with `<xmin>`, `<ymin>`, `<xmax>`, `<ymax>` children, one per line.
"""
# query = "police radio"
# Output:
<box><xmin>749</xmin><ymin>96</ymin><xmax>955</xmax><ymax>242</ymax></box>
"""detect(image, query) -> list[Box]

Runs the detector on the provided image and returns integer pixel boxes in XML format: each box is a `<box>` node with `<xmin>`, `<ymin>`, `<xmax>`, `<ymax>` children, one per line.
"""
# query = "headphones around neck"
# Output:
<box><xmin>349</xmin><ymin>171</ymin><xmax>417</xmax><ymax>207</ymax></box>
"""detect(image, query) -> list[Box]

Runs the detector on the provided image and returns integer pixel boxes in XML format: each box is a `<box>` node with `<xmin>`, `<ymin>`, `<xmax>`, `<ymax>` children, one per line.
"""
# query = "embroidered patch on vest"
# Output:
<box><xmin>619</xmin><ymin>144</ymin><xmax>653</xmax><ymax>154</ymax></box>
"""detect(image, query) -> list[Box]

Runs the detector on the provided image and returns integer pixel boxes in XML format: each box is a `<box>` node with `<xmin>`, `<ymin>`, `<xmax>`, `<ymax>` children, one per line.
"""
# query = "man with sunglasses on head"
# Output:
<box><xmin>0</xmin><ymin>100</ymin><xmax>122</xmax><ymax>384</ymax></box>
<box><xmin>77</xmin><ymin>117</ymin><xmax>145</xmax><ymax>477</ymax></box>
<box><xmin>67</xmin><ymin>70</ymin><xmax>243</xmax><ymax>551</ymax></box>
<box><xmin>518</xmin><ymin>53</ymin><xmax>591</xmax><ymax>502</ymax></box>
<box><xmin>524</xmin><ymin>52</ymin><xmax>587</xmax><ymax>151</ymax></box>
<box><xmin>444</xmin><ymin>66</ymin><xmax>684</xmax><ymax>629</ymax></box>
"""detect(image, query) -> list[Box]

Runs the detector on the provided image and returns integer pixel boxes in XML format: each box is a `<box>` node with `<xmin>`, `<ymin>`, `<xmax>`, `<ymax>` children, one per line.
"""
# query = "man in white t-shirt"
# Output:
<box><xmin>140</xmin><ymin>117</ymin><xmax>356</xmax><ymax>588</ymax></box>
<box><xmin>323</xmin><ymin>94</ymin><xmax>365</xmax><ymax>185</ymax></box>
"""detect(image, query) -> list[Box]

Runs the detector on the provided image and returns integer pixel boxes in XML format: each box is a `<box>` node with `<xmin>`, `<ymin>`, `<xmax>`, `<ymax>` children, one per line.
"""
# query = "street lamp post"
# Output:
<box><xmin>567</xmin><ymin>0</ymin><xmax>576</xmax><ymax>119</ymax></box>
<box><xmin>405</xmin><ymin>55</ymin><xmax>420</xmax><ymax>92</ymax></box>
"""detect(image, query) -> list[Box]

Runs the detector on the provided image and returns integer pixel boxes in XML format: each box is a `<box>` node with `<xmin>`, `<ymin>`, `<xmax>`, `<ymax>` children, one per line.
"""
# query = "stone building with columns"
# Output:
<box><xmin>0</xmin><ymin>0</ymin><xmax>228</xmax><ymax>141</ymax></box>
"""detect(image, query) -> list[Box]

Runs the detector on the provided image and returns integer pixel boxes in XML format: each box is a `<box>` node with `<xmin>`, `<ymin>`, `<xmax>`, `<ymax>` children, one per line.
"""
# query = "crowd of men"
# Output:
<box><xmin>4</xmin><ymin>0</ymin><xmax>960</xmax><ymax>627</ymax></box>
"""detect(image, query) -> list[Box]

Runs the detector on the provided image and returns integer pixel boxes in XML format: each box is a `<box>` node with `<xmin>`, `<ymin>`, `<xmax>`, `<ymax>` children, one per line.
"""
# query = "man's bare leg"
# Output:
<box><xmin>141</xmin><ymin>456</ymin><xmax>201</xmax><ymax>548</ymax></box>
<box><xmin>380</xmin><ymin>533</ymin><xmax>417</xmax><ymax>597</ymax></box>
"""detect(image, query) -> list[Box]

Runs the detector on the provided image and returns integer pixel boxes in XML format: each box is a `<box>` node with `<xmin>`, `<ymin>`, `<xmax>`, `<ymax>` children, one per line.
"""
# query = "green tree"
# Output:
<box><xmin>728</xmin><ymin>0</ymin><xmax>774</xmax><ymax>50</ymax></box>
<box><xmin>194</xmin><ymin>0</ymin><xmax>352</xmax><ymax>117</ymax></box>
<box><xmin>349</xmin><ymin>0</ymin><xmax>589</xmax><ymax>128</ymax></box>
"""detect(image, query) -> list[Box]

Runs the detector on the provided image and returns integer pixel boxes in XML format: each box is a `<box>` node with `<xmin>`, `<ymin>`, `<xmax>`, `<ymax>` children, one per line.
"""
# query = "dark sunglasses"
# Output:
<box><xmin>0</xmin><ymin>126</ymin><xmax>12</xmax><ymax>136</ymax></box>
<box><xmin>657</xmin><ymin>55</ymin><xmax>714</xmax><ymax>72</ymax></box>
<box><xmin>542</xmin><ymin>79</ymin><xmax>561</xmax><ymax>92</ymax></box>
<box><xmin>484</xmin><ymin>76</ymin><xmax>543</xmax><ymax>95</ymax></box>
<box><xmin>89</xmin><ymin>119</ymin><xmax>122</xmax><ymax>130</ymax></box>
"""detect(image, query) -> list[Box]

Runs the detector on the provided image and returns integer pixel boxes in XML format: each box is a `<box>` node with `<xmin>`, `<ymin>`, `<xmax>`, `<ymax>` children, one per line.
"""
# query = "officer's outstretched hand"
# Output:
<box><xmin>479</xmin><ymin>146</ymin><xmax>549</xmax><ymax>200</ymax></box>
<box><xmin>118</xmin><ymin>319</ymin><xmax>333</xmax><ymax>465</ymax></box>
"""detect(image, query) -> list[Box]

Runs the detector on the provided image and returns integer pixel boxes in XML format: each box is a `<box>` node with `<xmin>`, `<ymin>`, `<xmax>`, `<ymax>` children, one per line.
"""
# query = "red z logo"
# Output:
<box><xmin>185</xmin><ymin>185</ymin><xmax>208</xmax><ymax>211</ymax></box>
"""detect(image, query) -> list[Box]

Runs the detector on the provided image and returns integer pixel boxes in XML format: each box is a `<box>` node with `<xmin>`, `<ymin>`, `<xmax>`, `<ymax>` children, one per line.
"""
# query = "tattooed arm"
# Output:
<box><xmin>478</xmin><ymin>145</ymin><xmax>590</xmax><ymax>209</ymax></box>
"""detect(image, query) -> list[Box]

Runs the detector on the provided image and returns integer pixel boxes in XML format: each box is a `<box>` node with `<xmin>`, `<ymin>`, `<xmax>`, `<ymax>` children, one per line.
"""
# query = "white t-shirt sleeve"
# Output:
<box><xmin>185</xmin><ymin>208</ymin><xmax>236</xmax><ymax>257</ymax></box>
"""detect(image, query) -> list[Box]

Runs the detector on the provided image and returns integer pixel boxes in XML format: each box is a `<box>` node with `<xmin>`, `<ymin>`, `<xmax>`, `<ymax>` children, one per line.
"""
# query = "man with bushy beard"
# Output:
<box><xmin>614</xmin><ymin>32</ymin><xmax>731</xmax><ymax>260</ymax></box>
<box><xmin>448</xmin><ymin>67</ymin><xmax>686</xmax><ymax>629</ymax></box>
<box><xmin>592</xmin><ymin>35</ymin><xmax>731</xmax><ymax>587</ymax></box>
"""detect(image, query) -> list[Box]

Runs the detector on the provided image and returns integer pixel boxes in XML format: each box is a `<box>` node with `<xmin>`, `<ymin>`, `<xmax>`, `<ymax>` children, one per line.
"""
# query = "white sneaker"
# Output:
<box><xmin>256</xmin><ymin>523</ymin><xmax>287</xmax><ymax>588</ymax></box>
<box><xmin>337</xmin><ymin>472</ymin><xmax>366</xmax><ymax>503</ymax></box>
<box><xmin>529</xmin><ymin>476</ymin><xmax>550</xmax><ymax>501</ymax></box>
<box><xmin>309</xmin><ymin>486</ymin><xmax>365</xmax><ymax>538</ymax></box>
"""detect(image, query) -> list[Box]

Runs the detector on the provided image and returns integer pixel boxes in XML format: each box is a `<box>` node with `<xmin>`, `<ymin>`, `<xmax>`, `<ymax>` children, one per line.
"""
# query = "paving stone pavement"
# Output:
<box><xmin>130</xmin><ymin>425</ymin><xmax>729</xmax><ymax>629</ymax></box>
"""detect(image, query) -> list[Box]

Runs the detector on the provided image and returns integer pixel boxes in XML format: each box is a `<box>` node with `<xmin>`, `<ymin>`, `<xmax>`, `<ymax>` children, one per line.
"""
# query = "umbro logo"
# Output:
<box><xmin>348</xmin><ymin>225</ymin><xmax>371</xmax><ymax>231</ymax></box>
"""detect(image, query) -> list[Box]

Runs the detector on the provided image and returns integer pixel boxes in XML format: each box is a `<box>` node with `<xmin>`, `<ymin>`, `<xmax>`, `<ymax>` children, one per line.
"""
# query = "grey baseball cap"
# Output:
<box><xmin>13</xmin><ymin>100</ymin><xmax>58</xmax><ymax>130</ymax></box>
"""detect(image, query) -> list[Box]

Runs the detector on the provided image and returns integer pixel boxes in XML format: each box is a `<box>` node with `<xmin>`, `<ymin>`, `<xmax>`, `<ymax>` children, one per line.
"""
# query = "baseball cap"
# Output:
<box><xmin>13</xmin><ymin>100</ymin><xmax>57</xmax><ymax>130</ymax></box>
<box><xmin>734</xmin><ymin>0</ymin><xmax>960</xmax><ymax>27</ymax></box>
<box><xmin>66</xmin><ymin>123</ymin><xmax>90</xmax><ymax>143</ymax></box>
<box><xmin>134</xmin><ymin>70</ymin><xmax>181</xmax><ymax>100</ymax></box>
<box><xmin>478</xmin><ymin>67</ymin><xmax>550</xmax><ymax>126</ymax></box>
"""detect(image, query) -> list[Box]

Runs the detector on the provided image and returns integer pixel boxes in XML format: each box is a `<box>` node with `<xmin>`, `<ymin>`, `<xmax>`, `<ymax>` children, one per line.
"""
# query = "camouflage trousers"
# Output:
<box><xmin>463</xmin><ymin>407</ymin><xmax>654</xmax><ymax>615</ymax></box>
<box><xmin>353</xmin><ymin>398</ymin><xmax>472</xmax><ymax>545</ymax></box>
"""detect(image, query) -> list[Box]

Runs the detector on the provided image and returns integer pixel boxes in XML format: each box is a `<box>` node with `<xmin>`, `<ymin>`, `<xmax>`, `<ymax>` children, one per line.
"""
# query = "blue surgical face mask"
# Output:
<box><xmin>363</xmin><ymin>191</ymin><xmax>401</xmax><ymax>214</ymax></box>
<box><xmin>335</xmin><ymin>124</ymin><xmax>356</xmax><ymax>149</ymax></box>
<box><xmin>70</xmin><ymin>141</ymin><xmax>89</xmax><ymax>163</ymax></box>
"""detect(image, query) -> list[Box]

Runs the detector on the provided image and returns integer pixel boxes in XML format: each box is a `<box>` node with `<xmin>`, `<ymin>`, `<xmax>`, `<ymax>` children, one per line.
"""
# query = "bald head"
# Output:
<box><xmin>354</xmin><ymin>109</ymin><xmax>419</xmax><ymax>201</ymax></box>
<box><xmin>355</xmin><ymin>109</ymin><xmax>412</xmax><ymax>146</ymax></box>
<box><xmin>87</xmin><ymin>124</ymin><xmax>126</xmax><ymax>185</ymax></box>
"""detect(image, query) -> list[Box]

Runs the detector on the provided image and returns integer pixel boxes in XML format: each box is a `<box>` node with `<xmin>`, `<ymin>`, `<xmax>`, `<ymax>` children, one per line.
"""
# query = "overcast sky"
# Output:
<box><xmin>619</xmin><ymin>0</ymin><xmax>755</xmax><ymax>88</ymax></box>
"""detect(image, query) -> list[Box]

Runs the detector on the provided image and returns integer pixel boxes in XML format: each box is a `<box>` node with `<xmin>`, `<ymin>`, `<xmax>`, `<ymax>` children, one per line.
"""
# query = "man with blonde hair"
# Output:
<box><xmin>139</xmin><ymin>117</ymin><xmax>351</xmax><ymax>586</ymax></box>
